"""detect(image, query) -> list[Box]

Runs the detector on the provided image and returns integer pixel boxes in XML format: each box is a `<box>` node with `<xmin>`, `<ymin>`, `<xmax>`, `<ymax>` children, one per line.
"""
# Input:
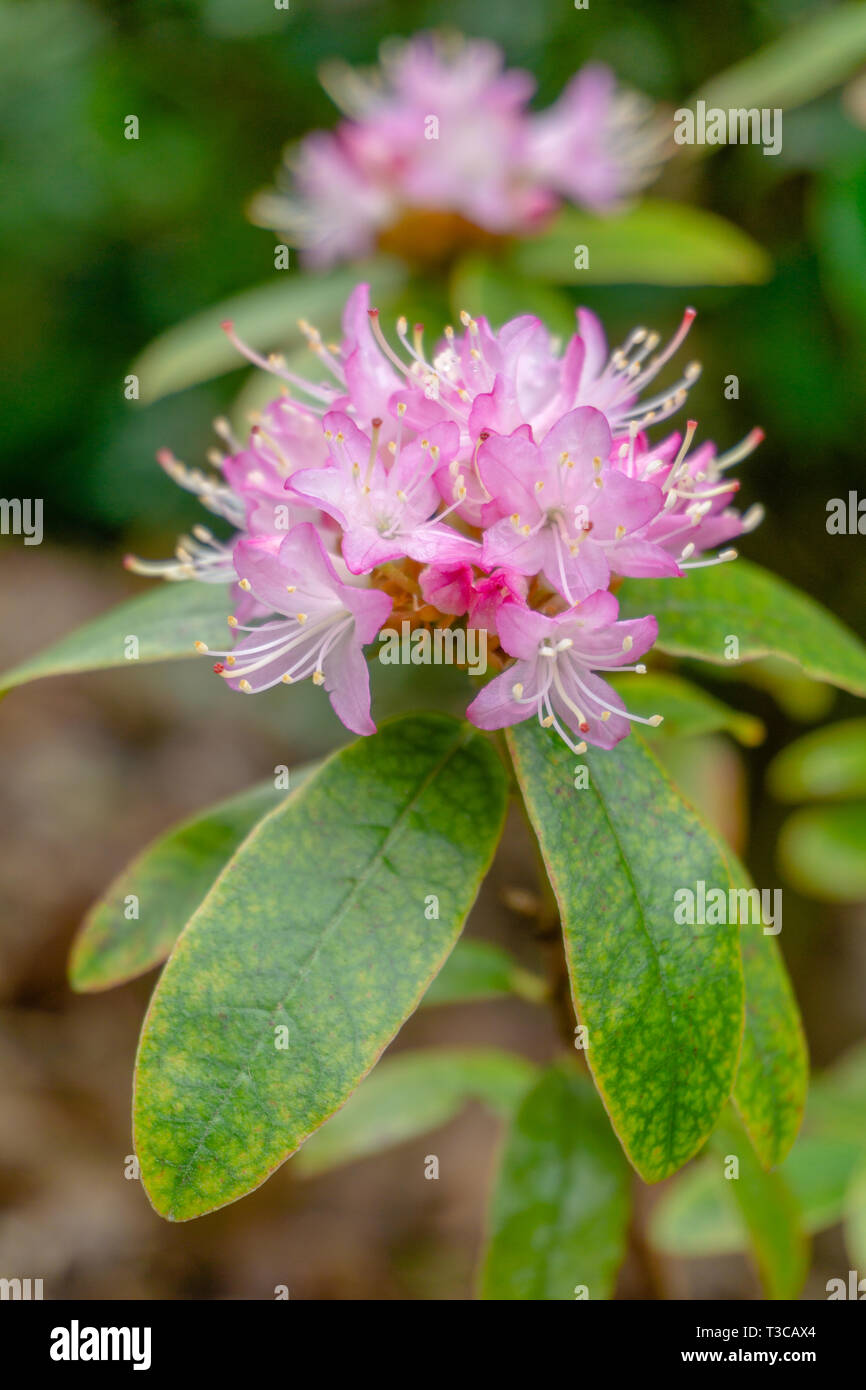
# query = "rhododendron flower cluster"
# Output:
<box><xmin>128</xmin><ymin>285</ymin><xmax>764</xmax><ymax>750</ymax></box>
<box><xmin>250</xmin><ymin>33</ymin><xmax>669</xmax><ymax>267</ymax></box>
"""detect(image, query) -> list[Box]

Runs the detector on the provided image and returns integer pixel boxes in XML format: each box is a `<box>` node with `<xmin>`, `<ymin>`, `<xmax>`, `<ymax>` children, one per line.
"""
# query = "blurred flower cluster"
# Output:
<box><xmin>130</xmin><ymin>285</ymin><xmax>763</xmax><ymax>750</ymax></box>
<box><xmin>250</xmin><ymin>33</ymin><xmax>669</xmax><ymax>266</ymax></box>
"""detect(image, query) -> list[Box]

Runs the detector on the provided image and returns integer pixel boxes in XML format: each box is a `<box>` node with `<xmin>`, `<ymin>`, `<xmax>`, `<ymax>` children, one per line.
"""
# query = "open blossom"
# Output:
<box><xmin>250</xmin><ymin>34</ymin><xmax>669</xmax><ymax>267</ymax></box>
<box><xmin>197</xmin><ymin>525</ymin><xmax>392</xmax><ymax>735</ymax></box>
<box><xmin>289</xmin><ymin>411</ymin><xmax>479</xmax><ymax>573</ymax></box>
<box><xmin>610</xmin><ymin>421</ymin><xmax>765</xmax><ymax>565</ymax></box>
<box><xmin>466</xmin><ymin>592</ymin><xmax>661</xmax><ymax>752</ymax></box>
<box><xmin>478</xmin><ymin>406</ymin><xmax>680</xmax><ymax>603</ymax></box>
<box><xmin>134</xmin><ymin>283</ymin><xmax>764</xmax><ymax>746</ymax></box>
<box><xmin>364</xmin><ymin>297</ymin><xmax>702</xmax><ymax>527</ymax></box>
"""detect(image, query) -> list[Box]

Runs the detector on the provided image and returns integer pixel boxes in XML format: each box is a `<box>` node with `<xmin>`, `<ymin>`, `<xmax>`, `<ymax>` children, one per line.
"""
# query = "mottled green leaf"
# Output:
<box><xmin>295</xmin><ymin>1047</ymin><xmax>536</xmax><ymax>1177</ymax></box>
<box><xmin>768</xmin><ymin>719</ymin><xmax>866</xmax><ymax>803</ymax></box>
<box><xmin>609</xmin><ymin>671</ymin><xmax>764</xmax><ymax>746</ymax></box>
<box><xmin>710</xmin><ymin>1110</ymin><xmax>809</xmax><ymax>1300</ymax></box>
<box><xmin>778</xmin><ymin>802</ymin><xmax>866</xmax><ymax>902</ymax></box>
<box><xmin>507</xmin><ymin>725</ymin><xmax>744</xmax><ymax>1183</ymax></box>
<box><xmin>619</xmin><ymin>559</ymin><xmax>866</xmax><ymax>697</ymax></box>
<box><xmin>513</xmin><ymin>201</ymin><xmax>770</xmax><ymax>286</ymax></box>
<box><xmin>0</xmin><ymin>581</ymin><xmax>231</xmax><ymax>694</ymax></box>
<box><xmin>480</xmin><ymin>1064</ymin><xmax>631</xmax><ymax>1300</ymax></box>
<box><xmin>131</xmin><ymin>259</ymin><xmax>405</xmax><ymax>402</ymax></box>
<box><xmin>71</xmin><ymin>767</ymin><xmax>317</xmax><ymax>992</ymax></box>
<box><xmin>134</xmin><ymin>715</ymin><xmax>508</xmax><ymax>1220</ymax></box>
<box><xmin>423</xmin><ymin>939</ymin><xmax>547</xmax><ymax>1006</ymax></box>
<box><xmin>694</xmin><ymin>3</ymin><xmax>866</xmax><ymax>122</ymax></box>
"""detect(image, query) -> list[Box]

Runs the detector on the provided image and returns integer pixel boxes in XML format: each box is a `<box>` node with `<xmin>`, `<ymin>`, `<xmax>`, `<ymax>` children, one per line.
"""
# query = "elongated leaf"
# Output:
<box><xmin>713</xmin><ymin>845</ymin><xmax>807</xmax><ymax>1170</ymax></box>
<box><xmin>480</xmin><ymin>1064</ymin><xmax>631</xmax><ymax>1300</ymax></box>
<box><xmin>507</xmin><ymin>726</ymin><xmax>743</xmax><ymax>1182</ymax></box>
<box><xmin>71</xmin><ymin>766</ymin><xmax>317</xmax><ymax>992</ymax></box>
<box><xmin>609</xmin><ymin>671</ymin><xmax>764</xmax><ymax>746</ymax></box>
<box><xmin>134</xmin><ymin>714</ymin><xmax>508</xmax><ymax>1220</ymax></box>
<box><xmin>0</xmin><ymin>581</ymin><xmax>231</xmax><ymax>694</ymax></box>
<box><xmin>778</xmin><ymin>802</ymin><xmax>866</xmax><ymax>902</ymax></box>
<box><xmin>619</xmin><ymin>558</ymin><xmax>866</xmax><ymax>697</ymax></box>
<box><xmin>294</xmin><ymin>1047</ymin><xmax>536</xmax><ymax>1177</ymax></box>
<box><xmin>424</xmin><ymin>939</ymin><xmax>547</xmax><ymax>1006</ymax></box>
<box><xmin>694</xmin><ymin>3</ymin><xmax>866</xmax><ymax>120</ymax></box>
<box><xmin>710</xmin><ymin>1110</ymin><xmax>809</xmax><ymax>1300</ymax></box>
<box><xmin>131</xmin><ymin>259</ymin><xmax>405</xmax><ymax>402</ymax></box>
<box><xmin>513</xmin><ymin>201</ymin><xmax>770</xmax><ymax>286</ymax></box>
<box><xmin>768</xmin><ymin>719</ymin><xmax>866</xmax><ymax>803</ymax></box>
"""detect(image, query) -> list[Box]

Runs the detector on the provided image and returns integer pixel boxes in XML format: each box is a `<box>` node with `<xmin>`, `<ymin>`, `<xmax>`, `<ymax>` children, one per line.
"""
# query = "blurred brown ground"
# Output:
<box><xmin>1</xmin><ymin>548</ymin><xmax>864</xmax><ymax>1300</ymax></box>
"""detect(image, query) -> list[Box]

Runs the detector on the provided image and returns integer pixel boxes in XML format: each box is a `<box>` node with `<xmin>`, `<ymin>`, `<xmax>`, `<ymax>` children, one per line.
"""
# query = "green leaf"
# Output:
<box><xmin>480</xmin><ymin>1063</ymin><xmax>631</xmax><ymax>1300</ymax></box>
<box><xmin>790</xmin><ymin>1139</ymin><xmax>866</xmax><ymax>1235</ymax></box>
<box><xmin>507</xmin><ymin>726</ymin><xmax>744</xmax><ymax>1183</ymax></box>
<box><xmin>450</xmin><ymin>256</ymin><xmax>578</xmax><ymax>339</ymax></box>
<box><xmin>134</xmin><ymin>714</ymin><xmax>508</xmax><ymax>1220</ymax></box>
<box><xmin>619</xmin><ymin>558</ymin><xmax>866</xmax><ymax>697</ymax></box>
<box><xmin>693</xmin><ymin>3</ymin><xmax>866</xmax><ymax>122</ymax></box>
<box><xmin>649</xmin><ymin>1160</ymin><xmax>745</xmax><ymax>1257</ymax></box>
<box><xmin>423</xmin><ymin>939</ymin><xmax>547</xmax><ymax>1006</ymax></box>
<box><xmin>778</xmin><ymin>802</ymin><xmax>866</xmax><ymax>903</ymax></box>
<box><xmin>130</xmin><ymin>259</ymin><xmax>406</xmax><ymax>402</ymax></box>
<box><xmin>70</xmin><ymin>767</ymin><xmax>317</xmax><ymax>992</ymax></box>
<box><xmin>0</xmin><ymin>581</ymin><xmax>232</xmax><ymax>695</ymax></box>
<box><xmin>713</xmin><ymin>845</ymin><xmax>807</xmax><ymax>1170</ymax></box>
<box><xmin>710</xmin><ymin>1110</ymin><xmax>809</xmax><ymax>1300</ymax></box>
<box><xmin>294</xmin><ymin>1047</ymin><xmax>536</xmax><ymax>1177</ymax></box>
<box><xmin>649</xmin><ymin>1136</ymin><xmax>863</xmax><ymax>1257</ymax></box>
<box><xmin>768</xmin><ymin>719</ymin><xmax>866</xmax><ymax>803</ymax></box>
<box><xmin>609</xmin><ymin>671</ymin><xmax>764</xmax><ymax>746</ymax></box>
<box><xmin>512</xmin><ymin>201</ymin><xmax>770</xmax><ymax>286</ymax></box>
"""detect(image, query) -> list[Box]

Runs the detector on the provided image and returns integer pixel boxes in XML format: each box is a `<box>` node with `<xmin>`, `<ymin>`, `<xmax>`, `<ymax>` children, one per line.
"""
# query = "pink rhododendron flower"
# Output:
<box><xmin>611</xmin><ymin>420</ymin><xmax>765</xmax><ymax>566</ymax></box>
<box><xmin>197</xmin><ymin>525</ymin><xmax>392</xmax><ymax>735</ymax></box>
<box><xmin>466</xmin><ymin>592</ymin><xmax>661</xmax><ymax>752</ymax></box>
<box><xmin>250</xmin><ymin>35</ymin><xmax>668</xmax><ymax>267</ymax></box>
<box><xmin>289</xmin><ymin>411</ymin><xmax>479</xmax><ymax>573</ymax></box>
<box><xmin>478</xmin><ymin>407</ymin><xmax>680</xmax><ymax>602</ymax></box>
<box><xmin>466</xmin><ymin>568</ymin><xmax>529</xmax><ymax>635</ymax></box>
<box><xmin>135</xmin><ymin>284</ymin><xmax>764</xmax><ymax>747</ymax></box>
<box><xmin>527</xmin><ymin>64</ymin><xmax>668</xmax><ymax>213</ymax></box>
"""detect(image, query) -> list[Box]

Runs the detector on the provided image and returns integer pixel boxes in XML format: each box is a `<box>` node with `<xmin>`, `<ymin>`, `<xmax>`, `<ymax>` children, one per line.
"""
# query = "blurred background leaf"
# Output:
<box><xmin>512</xmin><ymin>200</ymin><xmax>771</xmax><ymax>285</ymax></box>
